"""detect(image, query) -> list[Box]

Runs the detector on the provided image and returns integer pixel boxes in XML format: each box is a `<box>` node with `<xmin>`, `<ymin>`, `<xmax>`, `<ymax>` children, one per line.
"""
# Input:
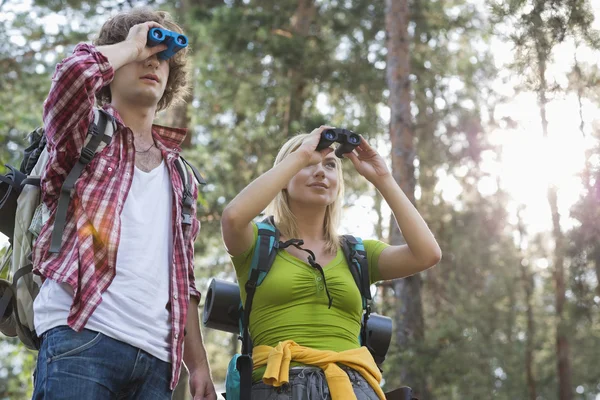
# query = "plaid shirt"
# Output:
<box><xmin>32</xmin><ymin>44</ymin><xmax>201</xmax><ymax>389</ymax></box>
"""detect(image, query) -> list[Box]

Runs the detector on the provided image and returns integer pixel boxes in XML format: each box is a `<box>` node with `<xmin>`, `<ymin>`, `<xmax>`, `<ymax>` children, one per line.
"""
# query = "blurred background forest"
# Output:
<box><xmin>1</xmin><ymin>0</ymin><xmax>600</xmax><ymax>399</ymax></box>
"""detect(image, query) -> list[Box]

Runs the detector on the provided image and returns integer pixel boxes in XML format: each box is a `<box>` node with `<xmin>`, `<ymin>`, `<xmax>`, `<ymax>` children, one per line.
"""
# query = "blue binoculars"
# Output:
<box><xmin>147</xmin><ymin>28</ymin><xmax>188</xmax><ymax>60</ymax></box>
<box><xmin>316</xmin><ymin>128</ymin><xmax>361</xmax><ymax>158</ymax></box>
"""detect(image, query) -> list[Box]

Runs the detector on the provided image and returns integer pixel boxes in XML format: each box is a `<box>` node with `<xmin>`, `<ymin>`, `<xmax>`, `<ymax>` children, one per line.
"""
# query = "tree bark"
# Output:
<box><xmin>386</xmin><ymin>0</ymin><xmax>428</xmax><ymax>398</ymax></box>
<box><xmin>533</xmin><ymin>4</ymin><xmax>572</xmax><ymax>397</ymax></box>
<box><xmin>595</xmin><ymin>250</ymin><xmax>600</xmax><ymax>298</ymax></box>
<box><xmin>160</xmin><ymin>0</ymin><xmax>196</xmax><ymax>148</ymax></box>
<box><xmin>282</xmin><ymin>0</ymin><xmax>315</xmax><ymax>137</ymax></box>
<box><xmin>161</xmin><ymin>93</ymin><xmax>194</xmax><ymax>148</ymax></box>
<box><xmin>548</xmin><ymin>186</ymin><xmax>572</xmax><ymax>400</ymax></box>
<box><xmin>517</xmin><ymin>208</ymin><xmax>537</xmax><ymax>400</ymax></box>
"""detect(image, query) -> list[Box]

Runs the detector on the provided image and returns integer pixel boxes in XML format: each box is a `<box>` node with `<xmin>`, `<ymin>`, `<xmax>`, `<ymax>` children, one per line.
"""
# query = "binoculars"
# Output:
<box><xmin>202</xmin><ymin>278</ymin><xmax>393</xmax><ymax>365</ymax></box>
<box><xmin>316</xmin><ymin>128</ymin><xmax>361</xmax><ymax>158</ymax></box>
<box><xmin>147</xmin><ymin>28</ymin><xmax>188</xmax><ymax>60</ymax></box>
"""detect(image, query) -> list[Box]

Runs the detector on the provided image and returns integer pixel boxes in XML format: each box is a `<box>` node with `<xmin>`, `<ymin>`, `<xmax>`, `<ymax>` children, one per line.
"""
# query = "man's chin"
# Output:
<box><xmin>126</xmin><ymin>92</ymin><xmax>163</xmax><ymax>109</ymax></box>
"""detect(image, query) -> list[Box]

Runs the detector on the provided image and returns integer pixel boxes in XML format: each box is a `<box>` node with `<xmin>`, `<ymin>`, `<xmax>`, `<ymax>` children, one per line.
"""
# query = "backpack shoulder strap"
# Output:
<box><xmin>341</xmin><ymin>234</ymin><xmax>373</xmax><ymax>348</ymax></box>
<box><xmin>237</xmin><ymin>216</ymin><xmax>279</xmax><ymax>400</ymax></box>
<box><xmin>341</xmin><ymin>234</ymin><xmax>372</xmax><ymax>304</ymax></box>
<box><xmin>179</xmin><ymin>155</ymin><xmax>206</xmax><ymax>185</ymax></box>
<box><xmin>174</xmin><ymin>156</ymin><xmax>207</xmax><ymax>226</ymax></box>
<box><xmin>240</xmin><ymin>217</ymin><xmax>279</xmax><ymax>351</ymax></box>
<box><xmin>249</xmin><ymin>217</ymin><xmax>278</xmax><ymax>282</ymax></box>
<box><xmin>49</xmin><ymin>109</ymin><xmax>115</xmax><ymax>253</ymax></box>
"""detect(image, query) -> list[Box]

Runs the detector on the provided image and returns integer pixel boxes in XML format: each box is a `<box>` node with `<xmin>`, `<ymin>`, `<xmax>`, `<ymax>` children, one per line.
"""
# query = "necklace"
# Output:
<box><xmin>135</xmin><ymin>142</ymin><xmax>155</xmax><ymax>154</ymax></box>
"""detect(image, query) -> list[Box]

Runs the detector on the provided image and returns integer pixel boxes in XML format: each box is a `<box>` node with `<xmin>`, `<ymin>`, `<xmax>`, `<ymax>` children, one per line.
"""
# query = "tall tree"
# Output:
<box><xmin>282</xmin><ymin>0</ymin><xmax>316</xmax><ymax>137</ymax></box>
<box><xmin>385</xmin><ymin>0</ymin><xmax>428</xmax><ymax>397</ymax></box>
<box><xmin>517</xmin><ymin>207</ymin><xmax>538</xmax><ymax>400</ymax></box>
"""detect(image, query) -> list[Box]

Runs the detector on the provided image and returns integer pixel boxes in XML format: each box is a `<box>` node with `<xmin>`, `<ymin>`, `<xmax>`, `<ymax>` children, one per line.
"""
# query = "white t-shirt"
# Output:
<box><xmin>34</xmin><ymin>160</ymin><xmax>174</xmax><ymax>362</ymax></box>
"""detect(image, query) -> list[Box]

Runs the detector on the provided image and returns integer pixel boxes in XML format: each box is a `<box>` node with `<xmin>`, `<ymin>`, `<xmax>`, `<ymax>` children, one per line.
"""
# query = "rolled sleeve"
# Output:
<box><xmin>187</xmin><ymin>179</ymin><xmax>201</xmax><ymax>301</ymax></box>
<box><xmin>43</xmin><ymin>44</ymin><xmax>114</xmax><ymax>153</ymax></box>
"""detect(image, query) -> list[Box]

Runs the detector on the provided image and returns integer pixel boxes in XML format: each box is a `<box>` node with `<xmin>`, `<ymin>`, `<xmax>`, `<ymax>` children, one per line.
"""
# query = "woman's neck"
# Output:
<box><xmin>288</xmin><ymin>202</ymin><xmax>327</xmax><ymax>242</ymax></box>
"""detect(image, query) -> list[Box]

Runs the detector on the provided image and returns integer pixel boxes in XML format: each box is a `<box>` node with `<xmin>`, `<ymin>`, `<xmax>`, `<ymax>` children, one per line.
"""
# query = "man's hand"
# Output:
<box><xmin>124</xmin><ymin>22</ymin><xmax>168</xmax><ymax>63</ymax></box>
<box><xmin>189</xmin><ymin>364</ymin><xmax>217</xmax><ymax>400</ymax></box>
<box><xmin>184</xmin><ymin>297</ymin><xmax>217</xmax><ymax>400</ymax></box>
<box><xmin>97</xmin><ymin>21</ymin><xmax>168</xmax><ymax>71</ymax></box>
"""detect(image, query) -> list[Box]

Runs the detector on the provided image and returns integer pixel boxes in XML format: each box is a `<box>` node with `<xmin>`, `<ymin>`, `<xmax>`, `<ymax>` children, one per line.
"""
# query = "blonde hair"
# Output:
<box><xmin>265</xmin><ymin>134</ymin><xmax>345</xmax><ymax>254</ymax></box>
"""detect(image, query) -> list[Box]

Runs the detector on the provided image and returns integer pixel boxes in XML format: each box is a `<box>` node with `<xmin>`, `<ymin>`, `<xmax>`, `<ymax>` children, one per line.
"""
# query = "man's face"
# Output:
<box><xmin>110</xmin><ymin>54</ymin><xmax>170</xmax><ymax>109</ymax></box>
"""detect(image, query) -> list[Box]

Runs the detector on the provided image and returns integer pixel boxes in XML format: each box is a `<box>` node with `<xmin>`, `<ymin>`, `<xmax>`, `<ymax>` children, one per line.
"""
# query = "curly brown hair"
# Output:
<box><xmin>93</xmin><ymin>7</ymin><xmax>190</xmax><ymax>111</ymax></box>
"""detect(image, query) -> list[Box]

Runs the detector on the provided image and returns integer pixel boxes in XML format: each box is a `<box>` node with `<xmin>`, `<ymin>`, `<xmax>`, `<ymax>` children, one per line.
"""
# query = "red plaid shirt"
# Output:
<box><xmin>32</xmin><ymin>44</ymin><xmax>201</xmax><ymax>389</ymax></box>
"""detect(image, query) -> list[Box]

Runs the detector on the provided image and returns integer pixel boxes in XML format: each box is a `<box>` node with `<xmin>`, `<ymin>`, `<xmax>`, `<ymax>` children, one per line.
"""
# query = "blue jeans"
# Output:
<box><xmin>32</xmin><ymin>326</ymin><xmax>173</xmax><ymax>400</ymax></box>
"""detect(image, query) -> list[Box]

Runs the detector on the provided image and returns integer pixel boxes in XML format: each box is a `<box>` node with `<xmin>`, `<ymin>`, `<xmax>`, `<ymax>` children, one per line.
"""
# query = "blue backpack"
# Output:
<box><xmin>225</xmin><ymin>217</ymin><xmax>373</xmax><ymax>400</ymax></box>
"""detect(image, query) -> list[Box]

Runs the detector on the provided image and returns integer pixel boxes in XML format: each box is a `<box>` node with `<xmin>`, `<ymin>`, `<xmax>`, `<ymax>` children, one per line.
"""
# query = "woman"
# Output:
<box><xmin>221</xmin><ymin>126</ymin><xmax>441</xmax><ymax>399</ymax></box>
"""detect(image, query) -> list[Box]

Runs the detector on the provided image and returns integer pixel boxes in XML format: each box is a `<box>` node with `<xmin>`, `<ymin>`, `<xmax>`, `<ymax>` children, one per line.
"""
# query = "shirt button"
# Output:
<box><xmin>316</xmin><ymin>277</ymin><xmax>322</xmax><ymax>281</ymax></box>
<box><xmin>173</xmin><ymin>294</ymin><xmax>178</xmax><ymax>300</ymax></box>
<box><xmin>107</xmin><ymin>167</ymin><xmax>113</xmax><ymax>172</ymax></box>
<box><xmin>175</xmin><ymin>333</ymin><xmax>179</xmax><ymax>339</ymax></box>
<box><xmin>318</xmin><ymin>285</ymin><xmax>324</xmax><ymax>290</ymax></box>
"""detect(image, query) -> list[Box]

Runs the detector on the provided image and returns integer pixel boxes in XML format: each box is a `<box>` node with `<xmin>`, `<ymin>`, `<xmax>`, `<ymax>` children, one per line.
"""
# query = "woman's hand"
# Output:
<box><xmin>295</xmin><ymin>126</ymin><xmax>334</xmax><ymax>166</ymax></box>
<box><xmin>346</xmin><ymin>136</ymin><xmax>391</xmax><ymax>183</ymax></box>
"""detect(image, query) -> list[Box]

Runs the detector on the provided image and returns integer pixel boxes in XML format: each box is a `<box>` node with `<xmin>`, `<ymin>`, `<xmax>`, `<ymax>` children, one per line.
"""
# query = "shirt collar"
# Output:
<box><xmin>103</xmin><ymin>104</ymin><xmax>188</xmax><ymax>151</ymax></box>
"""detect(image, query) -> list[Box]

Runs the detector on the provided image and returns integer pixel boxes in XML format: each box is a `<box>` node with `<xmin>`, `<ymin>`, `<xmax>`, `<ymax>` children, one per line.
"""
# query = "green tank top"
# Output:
<box><xmin>230</xmin><ymin>223</ymin><xmax>389</xmax><ymax>381</ymax></box>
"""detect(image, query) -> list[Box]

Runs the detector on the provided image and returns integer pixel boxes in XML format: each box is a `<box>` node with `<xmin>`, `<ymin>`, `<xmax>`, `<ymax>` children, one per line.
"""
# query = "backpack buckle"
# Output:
<box><xmin>79</xmin><ymin>146</ymin><xmax>95</xmax><ymax>165</ymax></box>
<box><xmin>88</xmin><ymin>122</ymin><xmax>100</xmax><ymax>137</ymax></box>
<box><xmin>245</xmin><ymin>280</ymin><xmax>257</xmax><ymax>292</ymax></box>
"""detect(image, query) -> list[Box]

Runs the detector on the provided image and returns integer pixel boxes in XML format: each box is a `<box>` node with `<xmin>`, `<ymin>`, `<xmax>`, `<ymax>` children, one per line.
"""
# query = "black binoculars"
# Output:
<box><xmin>202</xmin><ymin>278</ymin><xmax>393</xmax><ymax>365</ymax></box>
<box><xmin>316</xmin><ymin>128</ymin><xmax>361</xmax><ymax>158</ymax></box>
<box><xmin>147</xmin><ymin>28</ymin><xmax>188</xmax><ymax>60</ymax></box>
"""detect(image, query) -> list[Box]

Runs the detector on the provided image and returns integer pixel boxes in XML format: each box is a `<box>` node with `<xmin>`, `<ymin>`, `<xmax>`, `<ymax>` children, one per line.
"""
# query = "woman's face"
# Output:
<box><xmin>286</xmin><ymin>153</ymin><xmax>340</xmax><ymax>208</ymax></box>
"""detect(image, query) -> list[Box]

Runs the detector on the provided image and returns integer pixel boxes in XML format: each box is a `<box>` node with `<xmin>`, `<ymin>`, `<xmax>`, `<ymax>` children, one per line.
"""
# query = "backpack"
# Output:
<box><xmin>0</xmin><ymin>109</ymin><xmax>205</xmax><ymax>349</ymax></box>
<box><xmin>224</xmin><ymin>217</ymin><xmax>379</xmax><ymax>400</ymax></box>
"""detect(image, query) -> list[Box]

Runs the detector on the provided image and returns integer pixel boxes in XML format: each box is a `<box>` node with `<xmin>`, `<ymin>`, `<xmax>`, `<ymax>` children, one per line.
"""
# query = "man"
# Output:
<box><xmin>31</xmin><ymin>8</ymin><xmax>216</xmax><ymax>400</ymax></box>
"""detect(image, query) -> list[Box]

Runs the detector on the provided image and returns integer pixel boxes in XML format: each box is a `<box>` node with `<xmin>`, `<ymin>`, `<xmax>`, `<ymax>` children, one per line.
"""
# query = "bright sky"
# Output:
<box><xmin>477</xmin><ymin>29</ymin><xmax>598</xmax><ymax>235</ymax></box>
<box><xmin>343</xmin><ymin>3</ymin><xmax>600</xmax><ymax>241</ymax></box>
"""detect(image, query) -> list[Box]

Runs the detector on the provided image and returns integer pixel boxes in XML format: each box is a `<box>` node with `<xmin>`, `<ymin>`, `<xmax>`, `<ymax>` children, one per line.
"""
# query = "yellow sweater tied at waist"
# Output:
<box><xmin>252</xmin><ymin>340</ymin><xmax>386</xmax><ymax>400</ymax></box>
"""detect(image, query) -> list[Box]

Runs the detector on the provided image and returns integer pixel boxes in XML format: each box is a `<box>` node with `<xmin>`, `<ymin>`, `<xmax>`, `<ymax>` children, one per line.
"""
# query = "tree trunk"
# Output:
<box><xmin>282</xmin><ymin>0</ymin><xmax>315</xmax><ymax>137</ymax></box>
<box><xmin>595</xmin><ymin>250</ymin><xmax>600</xmax><ymax>298</ymax></box>
<box><xmin>524</xmin><ymin>268</ymin><xmax>537</xmax><ymax>400</ymax></box>
<box><xmin>374</xmin><ymin>189</ymin><xmax>384</xmax><ymax>240</ymax></box>
<box><xmin>533</xmin><ymin>8</ymin><xmax>572</xmax><ymax>398</ymax></box>
<box><xmin>159</xmin><ymin>0</ymin><xmax>195</xmax><ymax>148</ymax></box>
<box><xmin>385</xmin><ymin>0</ymin><xmax>428</xmax><ymax>398</ymax></box>
<box><xmin>161</xmin><ymin>93</ymin><xmax>194</xmax><ymax>148</ymax></box>
<box><xmin>517</xmin><ymin>207</ymin><xmax>537</xmax><ymax>400</ymax></box>
<box><xmin>572</xmin><ymin>49</ymin><xmax>585</xmax><ymax>137</ymax></box>
<box><xmin>548</xmin><ymin>186</ymin><xmax>572</xmax><ymax>400</ymax></box>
